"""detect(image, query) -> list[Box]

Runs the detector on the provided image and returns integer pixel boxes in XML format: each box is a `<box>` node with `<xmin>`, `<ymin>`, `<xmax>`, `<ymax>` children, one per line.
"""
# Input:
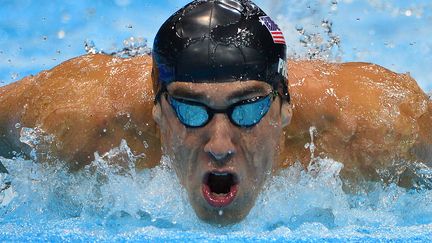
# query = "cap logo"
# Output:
<box><xmin>278</xmin><ymin>58</ymin><xmax>288</xmax><ymax>79</ymax></box>
<box><xmin>259</xmin><ymin>16</ymin><xmax>286</xmax><ymax>44</ymax></box>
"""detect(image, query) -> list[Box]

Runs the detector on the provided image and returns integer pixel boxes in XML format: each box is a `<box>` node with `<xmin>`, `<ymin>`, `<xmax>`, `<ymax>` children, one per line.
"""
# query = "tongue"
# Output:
<box><xmin>202</xmin><ymin>184</ymin><xmax>238</xmax><ymax>207</ymax></box>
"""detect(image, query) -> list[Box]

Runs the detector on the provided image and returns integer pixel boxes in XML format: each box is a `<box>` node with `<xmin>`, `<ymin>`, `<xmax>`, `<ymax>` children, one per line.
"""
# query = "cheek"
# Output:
<box><xmin>160</xmin><ymin>106</ymin><xmax>185</xmax><ymax>150</ymax></box>
<box><xmin>159</xmin><ymin>111</ymin><xmax>187</xmax><ymax>168</ymax></box>
<box><xmin>159</xmin><ymin>112</ymin><xmax>204</xmax><ymax>184</ymax></box>
<box><xmin>160</xmin><ymin>126</ymin><xmax>190</xmax><ymax>185</ymax></box>
<box><xmin>244</xmin><ymin>110</ymin><xmax>282</xmax><ymax>169</ymax></box>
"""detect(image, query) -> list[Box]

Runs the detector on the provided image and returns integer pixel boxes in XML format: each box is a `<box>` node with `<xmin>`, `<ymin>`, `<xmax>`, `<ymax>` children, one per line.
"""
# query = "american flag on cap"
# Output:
<box><xmin>259</xmin><ymin>16</ymin><xmax>286</xmax><ymax>45</ymax></box>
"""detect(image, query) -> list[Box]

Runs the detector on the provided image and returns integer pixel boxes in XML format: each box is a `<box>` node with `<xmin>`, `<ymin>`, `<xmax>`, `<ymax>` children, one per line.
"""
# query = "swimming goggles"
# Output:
<box><xmin>166</xmin><ymin>91</ymin><xmax>277</xmax><ymax>128</ymax></box>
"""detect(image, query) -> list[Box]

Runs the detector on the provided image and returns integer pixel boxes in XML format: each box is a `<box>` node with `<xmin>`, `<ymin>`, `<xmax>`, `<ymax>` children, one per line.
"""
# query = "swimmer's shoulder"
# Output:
<box><xmin>1</xmin><ymin>53</ymin><xmax>153</xmax><ymax>91</ymax></box>
<box><xmin>288</xmin><ymin>60</ymin><xmax>426</xmax><ymax>96</ymax></box>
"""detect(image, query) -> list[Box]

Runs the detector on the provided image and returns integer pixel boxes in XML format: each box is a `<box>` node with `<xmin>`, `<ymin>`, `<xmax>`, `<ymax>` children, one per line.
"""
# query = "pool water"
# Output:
<box><xmin>1</xmin><ymin>0</ymin><xmax>432</xmax><ymax>241</ymax></box>
<box><xmin>1</xmin><ymin>134</ymin><xmax>432</xmax><ymax>241</ymax></box>
<box><xmin>1</xmin><ymin>0</ymin><xmax>431</xmax><ymax>91</ymax></box>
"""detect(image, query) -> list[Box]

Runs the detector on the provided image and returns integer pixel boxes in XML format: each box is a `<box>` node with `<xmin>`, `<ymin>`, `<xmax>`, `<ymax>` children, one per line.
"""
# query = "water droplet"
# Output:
<box><xmin>295</xmin><ymin>25</ymin><xmax>304</xmax><ymax>33</ymax></box>
<box><xmin>103</xmin><ymin>128</ymin><xmax>107</xmax><ymax>133</ymax></box>
<box><xmin>218</xmin><ymin>210</ymin><xmax>223</xmax><ymax>216</ymax></box>
<box><xmin>384</xmin><ymin>41</ymin><xmax>395</xmax><ymax>48</ymax></box>
<box><xmin>115</xmin><ymin>0</ymin><xmax>131</xmax><ymax>7</ymax></box>
<box><xmin>57</xmin><ymin>30</ymin><xmax>65</xmax><ymax>39</ymax></box>
<box><xmin>15</xmin><ymin>123</ymin><xmax>21</xmax><ymax>129</ymax></box>
<box><xmin>84</xmin><ymin>40</ymin><xmax>98</xmax><ymax>54</ymax></box>
<box><xmin>405</xmin><ymin>9</ymin><xmax>412</xmax><ymax>17</ymax></box>
<box><xmin>62</xmin><ymin>14</ymin><xmax>71</xmax><ymax>23</ymax></box>
<box><xmin>331</xmin><ymin>3</ymin><xmax>338</xmax><ymax>11</ymax></box>
<box><xmin>11</xmin><ymin>73</ymin><xmax>19</xmax><ymax>80</ymax></box>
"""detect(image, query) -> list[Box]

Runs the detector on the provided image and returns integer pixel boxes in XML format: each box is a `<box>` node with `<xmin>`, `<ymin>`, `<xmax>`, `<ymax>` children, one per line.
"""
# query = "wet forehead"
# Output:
<box><xmin>166</xmin><ymin>81</ymin><xmax>272</xmax><ymax>105</ymax></box>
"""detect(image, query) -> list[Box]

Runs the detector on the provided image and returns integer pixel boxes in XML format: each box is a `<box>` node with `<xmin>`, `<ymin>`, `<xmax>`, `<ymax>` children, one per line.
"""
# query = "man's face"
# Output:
<box><xmin>153</xmin><ymin>80</ymin><xmax>291</xmax><ymax>225</ymax></box>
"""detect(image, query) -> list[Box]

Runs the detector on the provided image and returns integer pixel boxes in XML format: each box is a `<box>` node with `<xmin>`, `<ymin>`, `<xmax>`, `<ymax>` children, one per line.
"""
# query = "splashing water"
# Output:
<box><xmin>1</xmin><ymin>128</ymin><xmax>432</xmax><ymax>241</ymax></box>
<box><xmin>295</xmin><ymin>19</ymin><xmax>342</xmax><ymax>61</ymax></box>
<box><xmin>84</xmin><ymin>36</ymin><xmax>151</xmax><ymax>58</ymax></box>
<box><xmin>304</xmin><ymin>126</ymin><xmax>317</xmax><ymax>160</ymax></box>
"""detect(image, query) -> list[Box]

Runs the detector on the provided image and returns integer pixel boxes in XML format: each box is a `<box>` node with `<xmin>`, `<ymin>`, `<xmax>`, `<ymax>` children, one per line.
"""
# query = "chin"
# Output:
<box><xmin>188</xmin><ymin>182</ymin><xmax>257</xmax><ymax>225</ymax></box>
<box><xmin>194</xmin><ymin>203</ymin><xmax>250</xmax><ymax>226</ymax></box>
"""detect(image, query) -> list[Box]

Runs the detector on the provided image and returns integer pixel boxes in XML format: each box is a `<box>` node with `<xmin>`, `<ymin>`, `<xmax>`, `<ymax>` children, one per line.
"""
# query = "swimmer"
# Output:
<box><xmin>0</xmin><ymin>0</ymin><xmax>431</xmax><ymax>224</ymax></box>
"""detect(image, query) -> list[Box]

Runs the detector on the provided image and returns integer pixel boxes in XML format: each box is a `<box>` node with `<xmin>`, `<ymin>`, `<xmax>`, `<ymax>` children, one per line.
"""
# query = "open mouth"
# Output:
<box><xmin>202</xmin><ymin>171</ymin><xmax>239</xmax><ymax>207</ymax></box>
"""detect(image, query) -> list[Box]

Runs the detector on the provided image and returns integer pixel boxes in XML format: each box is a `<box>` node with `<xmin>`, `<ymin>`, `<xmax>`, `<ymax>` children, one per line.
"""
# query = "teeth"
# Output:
<box><xmin>212</xmin><ymin>172</ymin><xmax>228</xmax><ymax>176</ymax></box>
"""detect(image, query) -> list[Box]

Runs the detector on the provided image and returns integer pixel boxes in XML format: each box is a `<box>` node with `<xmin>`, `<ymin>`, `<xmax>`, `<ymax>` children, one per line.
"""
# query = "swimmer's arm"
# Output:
<box><xmin>412</xmin><ymin>102</ymin><xmax>432</xmax><ymax>163</ymax></box>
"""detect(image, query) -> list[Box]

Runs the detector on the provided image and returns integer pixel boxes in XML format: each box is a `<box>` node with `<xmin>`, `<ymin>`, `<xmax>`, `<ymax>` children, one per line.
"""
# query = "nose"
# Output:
<box><xmin>203</xmin><ymin>114</ymin><xmax>236</xmax><ymax>165</ymax></box>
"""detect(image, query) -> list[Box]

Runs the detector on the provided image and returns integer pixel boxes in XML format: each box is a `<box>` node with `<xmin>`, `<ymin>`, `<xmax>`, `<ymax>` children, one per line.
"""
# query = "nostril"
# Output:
<box><xmin>208</xmin><ymin>150</ymin><xmax>235</xmax><ymax>161</ymax></box>
<box><xmin>210</xmin><ymin>152</ymin><xmax>225</xmax><ymax>161</ymax></box>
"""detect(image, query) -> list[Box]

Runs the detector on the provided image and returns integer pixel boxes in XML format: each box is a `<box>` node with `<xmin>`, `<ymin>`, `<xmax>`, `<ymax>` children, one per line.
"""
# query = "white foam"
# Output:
<box><xmin>2</xmin><ymin>138</ymin><xmax>432</xmax><ymax>236</ymax></box>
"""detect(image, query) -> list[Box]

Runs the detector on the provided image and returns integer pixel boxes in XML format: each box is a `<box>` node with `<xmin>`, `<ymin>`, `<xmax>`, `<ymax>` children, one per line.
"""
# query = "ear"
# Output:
<box><xmin>152</xmin><ymin>102</ymin><xmax>162</xmax><ymax>125</ymax></box>
<box><xmin>281</xmin><ymin>101</ymin><xmax>292</xmax><ymax>128</ymax></box>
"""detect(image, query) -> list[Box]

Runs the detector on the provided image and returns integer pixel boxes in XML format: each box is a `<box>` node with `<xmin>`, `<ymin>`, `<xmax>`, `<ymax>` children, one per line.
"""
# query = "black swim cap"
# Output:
<box><xmin>152</xmin><ymin>0</ymin><xmax>289</xmax><ymax>102</ymax></box>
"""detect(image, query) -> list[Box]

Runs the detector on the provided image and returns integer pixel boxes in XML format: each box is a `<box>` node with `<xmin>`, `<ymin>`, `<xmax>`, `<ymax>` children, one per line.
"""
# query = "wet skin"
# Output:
<box><xmin>152</xmin><ymin>81</ymin><xmax>292</xmax><ymax>224</ymax></box>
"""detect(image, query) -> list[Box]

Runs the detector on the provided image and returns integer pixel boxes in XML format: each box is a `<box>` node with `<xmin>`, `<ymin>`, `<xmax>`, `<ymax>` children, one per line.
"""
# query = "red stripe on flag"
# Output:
<box><xmin>273</xmin><ymin>38</ymin><xmax>285</xmax><ymax>41</ymax></box>
<box><xmin>270</xmin><ymin>31</ymin><xmax>286</xmax><ymax>44</ymax></box>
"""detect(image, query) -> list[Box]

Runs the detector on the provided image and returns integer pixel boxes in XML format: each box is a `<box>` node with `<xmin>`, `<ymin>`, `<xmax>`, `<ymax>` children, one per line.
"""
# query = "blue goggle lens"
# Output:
<box><xmin>169</xmin><ymin>98</ymin><xmax>209</xmax><ymax>127</ymax></box>
<box><xmin>168</xmin><ymin>93</ymin><xmax>274</xmax><ymax>128</ymax></box>
<box><xmin>231</xmin><ymin>96</ymin><xmax>272</xmax><ymax>127</ymax></box>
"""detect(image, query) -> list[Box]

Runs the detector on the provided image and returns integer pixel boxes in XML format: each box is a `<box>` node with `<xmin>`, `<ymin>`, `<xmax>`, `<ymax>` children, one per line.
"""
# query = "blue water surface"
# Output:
<box><xmin>2</xmin><ymin>150</ymin><xmax>432</xmax><ymax>242</ymax></box>
<box><xmin>0</xmin><ymin>0</ymin><xmax>431</xmax><ymax>91</ymax></box>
